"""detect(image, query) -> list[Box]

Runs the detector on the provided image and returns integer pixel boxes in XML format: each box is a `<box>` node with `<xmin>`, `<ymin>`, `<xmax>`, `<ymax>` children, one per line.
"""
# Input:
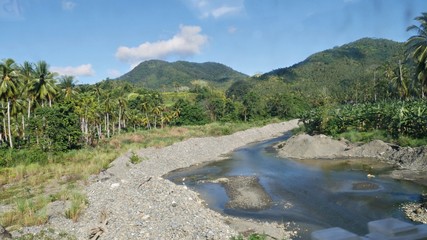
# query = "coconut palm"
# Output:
<box><xmin>0</xmin><ymin>58</ymin><xmax>21</xmax><ymax>148</ymax></box>
<box><xmin>59</xmin><ymin>75</ymin><xmax>78</xmax><ymax>100</ymax></box>
<box><xmin>116</xmin><ymin>96</ymin><xmax>127</xmax><ymax>133</ymax></box>
<box><xmin>19</xmin><ymin>61</ymin><xmax>36</xmax><ymax>119</ymax></box>
<box><xmin>31</xmin><ymin>60</ymin><xmax>58</xmax><ymax>107</ymax></box>
<box><xmin>102</xmin><ymin>93</ymin><xmax>113</xmax><ymax>138</ymax></box>
<box><xmin>406</xmin><ymin>12</ymin><xmax>427</xmax><ymax>98</ymax></box>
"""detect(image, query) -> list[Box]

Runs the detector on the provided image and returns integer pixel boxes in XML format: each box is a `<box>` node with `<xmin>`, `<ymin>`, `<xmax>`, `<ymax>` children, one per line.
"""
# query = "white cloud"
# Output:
<box><xmin>185</xmin><ymin>0</ymin><xmax>244</xmax><ymax>19</ymax></box>
<box><xmin>51</xmin><ymin>64</ymin><xmax>95</xmax><ymax>77</ymax></box>
<box><xmin>115</xmin><ymin>25</ymin><xmax>208</xmax><ymax>65</ymax></box>
<box><xmin>62</xmin><ymin>0</ymin><xmax>76</xmax><ymax>11</ymax></box>
<box><xmin>211</xmin><ymin>6</ymin><xmax>241</xmax><ymax>18</ymax></box>
<box><xmin>107</xmin><ymin>69</ymin><xmax>121</xmax><ymax>78</ymax></box>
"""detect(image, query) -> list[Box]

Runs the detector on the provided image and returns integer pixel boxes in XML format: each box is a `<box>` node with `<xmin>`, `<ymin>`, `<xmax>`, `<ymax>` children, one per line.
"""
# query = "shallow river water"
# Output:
<box><xmin>165</xmin><ymin>132</ymin><xmax>427</xmax><ymax>238</ymax></box>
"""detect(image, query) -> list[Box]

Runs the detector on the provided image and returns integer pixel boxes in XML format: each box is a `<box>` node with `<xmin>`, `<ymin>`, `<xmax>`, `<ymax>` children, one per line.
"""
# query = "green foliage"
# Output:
<box><xmin>64</xmin><ymin>192</ymin><xmax>88</xmax><ymax>222</ymax></box>
<box><xmin>129</xmin><ymin>151</ymin><xmax>142</xmax><ymax>164</ymax></box>
<box><xmin>263</xmin><ymin>38</ymin><xmax>408</xmax><ymax>104</ymax></box>
<box><xmin>0</xmin><ymin>148</ymin><xmax>49</xmax><ymax>167</ymax></box>
<box><xmin>173</xmin><ymin>99</ymin><xmax>209</xmax><ymax>125</ymax></box>
<box><xmin>29</xmin><ymin>103</ymin><xmax>82</xmax><ymax>152</ymax></box>
<box><xmin>301</xmin><ymin>100</ymin><xmax>427</xmax><ymax>146</ymax></box>
<box><xmin>116</xmin><ymin>59</ymin><xmax>248</xmax><ymax>90</ymax></box>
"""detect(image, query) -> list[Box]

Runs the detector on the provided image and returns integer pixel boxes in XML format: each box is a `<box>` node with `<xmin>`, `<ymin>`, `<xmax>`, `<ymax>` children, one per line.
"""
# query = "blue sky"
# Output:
<box><xmin>1</xmin><ymin>0</ymin><xmax>426</xmax><ymax>84</ymax></box>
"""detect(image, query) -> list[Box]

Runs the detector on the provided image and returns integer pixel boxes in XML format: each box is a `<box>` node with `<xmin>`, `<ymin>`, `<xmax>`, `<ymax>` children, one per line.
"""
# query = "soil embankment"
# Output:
<box><xmin>275</xmin><ymin>133</ymin><xmax>427</xmax><ymax>177</ymax></box>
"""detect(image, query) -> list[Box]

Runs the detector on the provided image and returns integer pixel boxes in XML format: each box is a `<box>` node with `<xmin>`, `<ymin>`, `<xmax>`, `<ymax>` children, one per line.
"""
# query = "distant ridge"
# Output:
<box><xmin>260</xmin><ymin>38</ymin><xmax>405</xmax><ymax>101</ymax></box>
<box><xmin>116</xmin><ymin>60</ymin><xmax>248</xmax><ymax>90</ymax></box>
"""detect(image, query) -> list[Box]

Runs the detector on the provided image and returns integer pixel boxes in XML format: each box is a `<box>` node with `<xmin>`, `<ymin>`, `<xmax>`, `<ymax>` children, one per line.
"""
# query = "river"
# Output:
<box><xmin>165</xmin><ymin>132</ymin><xmax>426</xmax><ymax>239</ymax></box>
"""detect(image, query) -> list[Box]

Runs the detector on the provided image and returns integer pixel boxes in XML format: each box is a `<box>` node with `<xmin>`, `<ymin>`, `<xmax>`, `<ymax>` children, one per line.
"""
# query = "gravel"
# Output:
<box><xmin>13</xmin><ymin>120</ymin><xmax>299</xmax><ymax>240</ymax></box>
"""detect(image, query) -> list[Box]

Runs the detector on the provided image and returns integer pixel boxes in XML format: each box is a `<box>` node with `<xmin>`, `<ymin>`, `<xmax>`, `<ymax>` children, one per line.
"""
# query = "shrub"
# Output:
<box><xmin>129</xmin><ymin>151</ymin><xmax>142</xmax><ymax>164</ymax></box>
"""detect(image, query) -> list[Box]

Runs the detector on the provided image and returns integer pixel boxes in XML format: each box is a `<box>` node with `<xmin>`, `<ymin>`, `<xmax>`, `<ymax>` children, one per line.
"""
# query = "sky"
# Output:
<box><xmin>1</xmin><ymin>0</ymin><xmax>426</xmax><ymax>84</ymax></box>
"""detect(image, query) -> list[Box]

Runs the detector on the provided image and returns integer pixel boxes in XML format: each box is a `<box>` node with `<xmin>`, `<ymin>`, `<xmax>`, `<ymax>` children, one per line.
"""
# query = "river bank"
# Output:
<box><xmin>12</xmin><ymin>120</ymin><xmax>300</xmax><ymax>240</ymax></box>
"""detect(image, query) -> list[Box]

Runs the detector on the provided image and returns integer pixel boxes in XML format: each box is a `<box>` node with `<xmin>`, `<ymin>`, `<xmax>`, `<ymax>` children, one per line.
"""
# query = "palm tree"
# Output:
<box><xmin>31</xmin><ymin>60</ymin><xmax>58</xmax><ymax>107</ymax></box>
<box><xmin>102</xmin><ymin>93</ymin><xmax>113</xmax><ymax>138</ymax></box>
<box><xmin>117</xmin><ymin>96</ymin><xmax>127</xmax><ymax>134</ymax></box>
<box><xmin>406</xmin><ymin>12</ymin><xmax>427</xmax><ymax>98</ymax></box>
<box><xmin>0</xmin><ymin>58</ymin><xmax>21</xmax><ymax>148</ymax></box>
<box><xmin>19</xmin><ymin>61</ymin><xmax>35</xmax><ymax>119</ymax></box>
<box><xmin>59</xmin><ymin>75</ymin><xmax>78</xmax><ymax>100</ymax></box>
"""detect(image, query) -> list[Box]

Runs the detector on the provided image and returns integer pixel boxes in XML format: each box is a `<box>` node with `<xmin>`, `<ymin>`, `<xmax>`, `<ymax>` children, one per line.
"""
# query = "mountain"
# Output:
<box><xmin>260</xmin><ymin>38</ymin><xmax>406</xmax><ymax>102</ymax></box>
<box><xmin>116</xmin><ymin>60</ymin><xmax>248</xmax><ymax>90</ymax></box>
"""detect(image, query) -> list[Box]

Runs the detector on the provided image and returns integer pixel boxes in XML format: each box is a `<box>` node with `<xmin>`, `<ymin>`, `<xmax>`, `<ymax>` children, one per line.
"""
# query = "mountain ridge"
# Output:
<box><xmin>116</xmin><ymin>59</ymin><xmax>248</xmax><ymax>90</ymax></box>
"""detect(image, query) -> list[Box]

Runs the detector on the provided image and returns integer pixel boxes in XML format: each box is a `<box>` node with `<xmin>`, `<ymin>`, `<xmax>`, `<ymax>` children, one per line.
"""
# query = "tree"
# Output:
<box><xmin>172</xmin><ymin>99</ymin><xmax>208</xmax><ymax>125</ymax></box>
<box><xmin>116</xmin><ymin>96</ymin><xmax>127</xmax><ymax>133</ymax></box>
<box><xmin>19</xmin><ymin>61</ymin><xmax>36</xmax><ymax>120</ymax></box>
<box><xmin>102</xmin><ymin>93</ymin><xmax>113</xmax><ymax>138</ymax></box>
<box><xmin>59</xmin><ymin>75</ymin><xmax>78</xmax><ymax>100</ymax></box>
<box><xmin>0</xmin><ymin>58</ymin><xmax>21</xmax><ymax>148</ymax></box>
<box><xmin>31</xmin><ymin>61</ymin><xmax>58</xmax><ymax>107</ymax></box>
<box><xmin>406</xmin><ymin>12</ymin><xmax>427</xmax><ymax>98</ymax></box>
<box><xmin>29</xmin><ymin>103</ymin><xmax>82</xmax><ymax>151</ymax></box>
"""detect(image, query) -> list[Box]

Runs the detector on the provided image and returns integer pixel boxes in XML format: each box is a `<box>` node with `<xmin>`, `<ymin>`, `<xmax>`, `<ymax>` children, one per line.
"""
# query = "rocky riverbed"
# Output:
<box><xmin>11</xmin><ymin>120</ymin><xmax>300</xmax><ymax>240</ymax></box>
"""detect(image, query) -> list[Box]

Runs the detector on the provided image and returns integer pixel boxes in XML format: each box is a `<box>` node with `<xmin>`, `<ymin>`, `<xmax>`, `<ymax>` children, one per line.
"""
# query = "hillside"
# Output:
<box><xmin>116</xmin><ymin>60</ymin><xmax>248</xmax><ymax>90</ymax></box>
<box><xmin>261</xmin><ymin>38</ymin><xmax>406</xmax><ymax>103</ymax></box>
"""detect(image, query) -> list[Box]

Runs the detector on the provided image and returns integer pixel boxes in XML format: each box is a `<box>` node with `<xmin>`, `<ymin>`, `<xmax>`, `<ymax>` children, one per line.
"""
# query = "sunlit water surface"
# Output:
<box><xmin>165</xmin><ymin>132</ymin><xmax>426</xmax><ymax>239</ymax></box>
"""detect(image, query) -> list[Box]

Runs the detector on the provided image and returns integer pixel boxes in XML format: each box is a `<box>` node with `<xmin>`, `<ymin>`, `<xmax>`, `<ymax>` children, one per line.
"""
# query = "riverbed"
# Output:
<box><xmin>165</xmin><ymin>132</ymin><xmax>427</xmax><ymax>239</ymax></box>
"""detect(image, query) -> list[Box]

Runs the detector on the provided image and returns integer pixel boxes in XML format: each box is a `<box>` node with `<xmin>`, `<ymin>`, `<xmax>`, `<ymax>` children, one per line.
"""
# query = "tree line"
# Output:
<box><xmin>0</xmin><ymin>59</ymin><xmax>308</xmax><ymax>152</ymax></box>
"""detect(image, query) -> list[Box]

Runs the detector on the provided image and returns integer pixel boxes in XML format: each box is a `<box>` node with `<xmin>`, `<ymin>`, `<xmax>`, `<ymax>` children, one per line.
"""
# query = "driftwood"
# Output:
<box><xmin>0</xmin><ymin>224</ymin><xmax>12</xmax><ymax>239</ymax></box>
<box><xmin>89</xmin><ymin>209</ymin><xmax>109</xmax><ymax>240</ymax></box>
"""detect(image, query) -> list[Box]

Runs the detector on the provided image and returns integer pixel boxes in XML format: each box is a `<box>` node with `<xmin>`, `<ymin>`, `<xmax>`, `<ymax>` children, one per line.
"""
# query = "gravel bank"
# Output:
<box><xmin>14</xmin><ymin>120</ymin><xmax>299</xmax><ymax>240</ymax></box>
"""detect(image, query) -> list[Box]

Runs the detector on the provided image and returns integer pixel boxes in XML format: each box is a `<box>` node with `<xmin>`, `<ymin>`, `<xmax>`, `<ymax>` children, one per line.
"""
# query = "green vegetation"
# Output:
<box><xmin>1</xmin><ymin>11</ymin><xmax>427</xmax><ymax>235</ymax></box>
<box><xmin>64</xmin><ymin>191</ymin><xmax>88</xmax><ymax>222</ymax></box>
<box><xmin>231</xmin><ymin>233</ymin><xmax>267</xmax><ymax>240</ymax></box>
<box><xmin>129</xmin><ymin>151</ymin><xmax>142</xmax><ymax>164</ymax></box>
<box><xmin>116</xmin><ymin>59</ymin><xmax>248</xmax><ymax>90</ymax></box>
<box><xmin>0</xmin><ymin>121</ymin><xmax>273</xmax><ymax>229</ymax></box>
<box><xmin>300</xmin><ymin>100</ymin><xmax>427</xmax><ymax>146</ymax></box>
<box><xmin>262</xmin><ymin>38</ymin><xmax>408</xmax><ymax>104</ymax></box>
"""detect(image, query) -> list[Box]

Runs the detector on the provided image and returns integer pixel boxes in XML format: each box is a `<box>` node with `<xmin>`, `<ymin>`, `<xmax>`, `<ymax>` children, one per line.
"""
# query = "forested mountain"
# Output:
<box><xmin>260</xmin><ymin>38</ymin><xmax>407</xmax><ymax>104</ymax></box>
<box><xmin>116</xmin><ymin>60</ymin><xmax>248</xmax><ymax>90</ymax></box>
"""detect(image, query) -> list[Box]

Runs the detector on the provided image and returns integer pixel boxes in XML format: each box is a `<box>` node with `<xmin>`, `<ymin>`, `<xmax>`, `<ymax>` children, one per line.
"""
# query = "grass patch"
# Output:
<box><xmin>0</xmin><ymin>120</ymin><xmax>280</xmax><ymax>230</ymax></box>
<box><xmin>336</xmin><ymin>130</ymin><xmax>427</xmax><ymax>147</ymax></box>
<box><xmin>64</xmin><ymin>192</ymin><xmax>88</xmax><ymax>222</ymax></box>
<box><xmin>1</xmin><ymin>196</ymin><xmax>48</xmax><ymax>229</ymax></box>
<box><xmin>336</xmin><ymin>130</ymin><xmax>389</xmax><ymax>143</ymax></box>
<box><xmin>129</xmin><ymin>151</ymin><xmax>142</xmax><ymax>164</ymax></box>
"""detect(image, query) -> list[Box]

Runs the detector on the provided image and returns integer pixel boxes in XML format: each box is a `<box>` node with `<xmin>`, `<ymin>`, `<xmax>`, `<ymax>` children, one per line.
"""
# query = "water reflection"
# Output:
<box><xmin>165</xmin><ymin>133</ymin><xmax>427</xmax><ymax>238</ymax></box>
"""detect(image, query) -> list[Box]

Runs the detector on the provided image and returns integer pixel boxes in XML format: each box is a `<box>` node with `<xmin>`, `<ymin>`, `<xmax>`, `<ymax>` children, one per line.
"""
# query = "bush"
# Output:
<box><xmin>129</xmin><ymin>151</ymin><xmax>142</xmax><ymax>164</ymax></box>
<box><xmin>0</xmin><ymin>149</ymin><xmax>49</xmax><ymax>167</ymax></box>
